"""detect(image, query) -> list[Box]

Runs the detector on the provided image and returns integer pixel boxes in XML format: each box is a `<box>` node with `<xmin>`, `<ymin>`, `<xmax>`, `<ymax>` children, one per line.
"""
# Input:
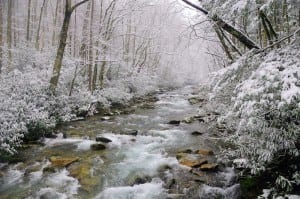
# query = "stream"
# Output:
<box><xmin>0</xmin><ymin>86</ymin><xmax>240</xmax><ymax>199</ymax></box>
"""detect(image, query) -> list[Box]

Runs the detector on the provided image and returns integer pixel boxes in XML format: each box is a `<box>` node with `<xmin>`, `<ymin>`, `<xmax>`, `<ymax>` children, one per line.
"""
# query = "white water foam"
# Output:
<box><xmin>27</xmin><ymin>169</ymin><xmax>80</xmax><ymax>199</ymax></box>
<box><xmin>199</xmin><ymin>184</ymin><xmax>241</xmax><ymax>199</ymax></box>
<box><xmin>95</xmin><ymin>179</ymin><xmax>167</xmax><ymax>199</ymax></box>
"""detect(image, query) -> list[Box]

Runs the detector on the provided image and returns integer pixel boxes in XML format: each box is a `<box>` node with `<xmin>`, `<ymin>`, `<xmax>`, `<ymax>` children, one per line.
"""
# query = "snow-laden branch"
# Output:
<box><xmin>181</xmin><ymin>0</ymin><xmax>260</xmax><ymax>50</ymax></box>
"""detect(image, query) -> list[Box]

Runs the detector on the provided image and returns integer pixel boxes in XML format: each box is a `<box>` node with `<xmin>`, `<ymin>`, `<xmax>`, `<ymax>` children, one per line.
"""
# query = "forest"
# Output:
<box><xmin>0</xmin><ymin>0</ymin><xmax>300</xmax><ymax>198</ymax></box>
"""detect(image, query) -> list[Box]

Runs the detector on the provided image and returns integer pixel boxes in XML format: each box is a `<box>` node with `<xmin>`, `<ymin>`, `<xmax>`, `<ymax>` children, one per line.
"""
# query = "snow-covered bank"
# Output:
<box><xmin>0</xmin><ymin>66</ymin><xmax>182</xmax><ymax>156</ymax></box>
<box><xmin>204</xmin><ymin>39</ymin><xmax>300</xmax><ymax>197</ymax></box>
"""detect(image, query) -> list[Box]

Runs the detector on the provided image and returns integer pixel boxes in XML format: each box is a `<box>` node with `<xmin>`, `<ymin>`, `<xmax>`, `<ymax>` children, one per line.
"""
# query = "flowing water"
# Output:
<box><xmin>0</xmin><ymin>86</ymin><xmax>240</xmax><ymax>199</ymax></box>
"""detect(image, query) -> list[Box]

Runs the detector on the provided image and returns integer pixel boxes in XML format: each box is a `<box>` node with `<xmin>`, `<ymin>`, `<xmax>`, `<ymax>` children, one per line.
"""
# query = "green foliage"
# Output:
<box><xmin>24</xmin><ymin>121</ymin><xmax>54</xmax><ymax>142</ymax></box>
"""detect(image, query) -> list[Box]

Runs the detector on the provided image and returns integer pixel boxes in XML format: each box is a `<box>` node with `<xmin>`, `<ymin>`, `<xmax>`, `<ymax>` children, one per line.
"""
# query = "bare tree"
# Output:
<box><xmin>7</xmin><ymin>0</ymin><xmax>13</xmax><ymax>70</ymax></box>
<box><xmin>35</xmin><ymin>0</ymin><xmax>47</xmax><ymax>50</ymax></box>
<box><xmin>0</xmin><ymin>0</ymin><xmax>3</xmax><ymax>73</ymax></box>
<box><xmin>26</xmin><ymin>0</ymin><xmax>31</xmax><ymax>42</ymax></box>
<box><xmin>50</xmin><ymin>0</ymin><xmax>90</xmax><ymax>93</ymax></box>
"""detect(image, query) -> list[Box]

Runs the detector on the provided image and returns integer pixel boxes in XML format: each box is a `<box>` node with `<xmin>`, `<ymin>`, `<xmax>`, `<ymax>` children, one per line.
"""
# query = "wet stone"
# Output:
<box><xmin>182</xmin><ymin>117</ymin><xmax>194</xmax><ymax>124</ymax></box>
<box><xmin>43</xmin><ymin>166</ymin><xmax>56</xmax><ymax>173</ymax></box>
<box><xmin>69</xmin><ymin>163</ymin><xmax>98</xmax><ymax>192</ymax></box>
<box><xmin>95</xmin><ymin>136</ymin><xmax>112</xmax><ymax>143</ymax></box>
<box><xmin>179</xmin><ymin>158</ymin><xmax>208</xmax><ymax>168</ymax></box>
<box><xmin>191</xmin><ymin>131</ymin><xmax>203</xmax><ymax>136</ymax></box>
<box><xmin>49</xmin><ymin>156</ymin><xmax>80</xmax><ymax>167</ymax></box>
<box><xmin>128</xmin><ymin>175</ymin><xmax>152</xmax><ymax>186</ymax></box>
<box><xmin>124</xmin><ymin>130</ymin><xmax>138</xmax><ymax>136</ymax></box>
<box><xmin>196</xmin><ymin>149</ymin><xmax>214</xmax><ymax>156</ymax></box>
<box><xmin>177</xmin><ymin>149</ymin><xmax>193</xmax><ymax>154</ymax></box>
<box><xmin>188</xmin><ymin>97</ymin><xmax>205</xmax><ymax>105</ymax></box>
<box><xmin>168</xmin><ymin>120</ymin><xmax>180</xmax><ymax>125</ymax></box>
<box><xmin>90</xmin><ymin>143</ymin><xmax>106</xmax><ymax>151</ymax></box>
<box><xmin>200</xmin><ymin>163</ymin><xmax>218</xmax><ymax>171</ymax></box>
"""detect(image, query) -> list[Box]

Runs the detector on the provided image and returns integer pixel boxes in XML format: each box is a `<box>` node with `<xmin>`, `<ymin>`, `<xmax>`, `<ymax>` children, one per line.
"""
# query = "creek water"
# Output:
<box><xmin>0</xmin><ymin>86</ymin><xmax>240</xmax><ymax>199</ymax></box>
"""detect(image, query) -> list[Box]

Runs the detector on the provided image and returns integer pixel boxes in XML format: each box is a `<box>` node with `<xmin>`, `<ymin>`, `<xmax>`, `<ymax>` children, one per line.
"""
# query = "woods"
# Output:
<box><xmin>0</xmin><ymin>0</ymin><xmax>209</xmax><ymax>155</ymax></box>
<box><xmin>0</xmin><ymin>0</ymin><xmax>299</xmax><ymax>198</ymax></box>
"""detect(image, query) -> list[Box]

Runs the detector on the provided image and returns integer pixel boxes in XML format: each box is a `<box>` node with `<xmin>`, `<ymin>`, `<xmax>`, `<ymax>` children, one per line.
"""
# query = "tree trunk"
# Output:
<box><xmin>0</xmin><ymin>0</ymin><xmax>2</xmax><ymax>74</ymax></box>
<box><xmin>26</xmin><ymin>0</ymin><xmax>31</xmax><ymax>42</ymax></box>
<box><xmin>52</xmin><ymin>0</ymin><xmax>59</xmax><ymax>46</ymax></box>
<box><xmin>7</xmin><ymin>0</ymin><xmax>12</xmax><ymax>70</ymax></box>
<box><xmin>35</xmin><ymin>0</ymin><xmax>47</xmax><ymax>50</ymax></box>
<box><xmin>182</xmin><ymin>0</ymin><xmax>259</xmax><ymax>49</ymax></box>
<box><xmin>214</xmin><ymin>26</ymin><xmax>233</xmax><ymax>61</ymax></box>
<box><xmin>282</xmin><ymin>0</ymin><xmax>290</xmax><ymax>43</ymax></box>
<box><xmin>49</xmin><ymin>0</ymin><xmax>90</xmax><ymax>93</ymax></box>
<box><xmin>88</xmin><ymin>0</ymin><xmax>94</xmax><ymax>91</ymax></box>
<box><xmin>79</xmin><ymin>1</ymin><xmax>91</xmax><ymax>67</ymax></box>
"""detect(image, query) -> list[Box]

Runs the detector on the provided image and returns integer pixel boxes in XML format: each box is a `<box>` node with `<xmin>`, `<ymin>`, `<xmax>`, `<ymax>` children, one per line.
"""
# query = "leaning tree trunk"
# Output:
<box><xmin>182</xmin><ymin>0</ymin><xmax>260</xmax><ymax>50</ymax></box>
<box><xmin>50</xmin><ymin>0</ymin><xmax>90</xmax><ymax>93</ymax></box>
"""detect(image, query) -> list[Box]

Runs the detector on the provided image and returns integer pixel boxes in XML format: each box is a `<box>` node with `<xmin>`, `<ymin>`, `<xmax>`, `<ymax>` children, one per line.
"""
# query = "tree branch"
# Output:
<box><xmin>71</xmin><ymin>0</ymin><xmax>90</xmax><ymax>13</ymax></box>
<box><xmin>181</xmin><ymin>0</ymin><xmax>208</xmax><ymax>14</ymax></box>
<box><xmin>181</xmin><ymin>0</ymin><xmax>260</xmax><ymax>50</ymax></box>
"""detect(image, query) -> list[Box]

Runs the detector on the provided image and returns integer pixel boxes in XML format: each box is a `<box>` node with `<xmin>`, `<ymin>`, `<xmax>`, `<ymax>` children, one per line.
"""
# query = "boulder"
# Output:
<box><xmin>49</xmin><ymin>156</ymin><xmax>80</xmax><ymax>167</ymax></box>
<box><xmin>90</xmin><ymin>143</ymin><xmax>106</xmax><ymax>151</ymax></box>
<box><xmin>200</xmin><ymin>163</ymin><xmax>218</xmax><ymax>171</ymax></box>
<box><xmin>168</xmin><ymin>120</ymin><xmax>180</xmax><ymax>125</ymax></box>
<box><xmin>196</xmin><ymin>149</ymin><xmax>214</xmax><ymax>156</ymax></box>
<box><xmin>95</xmin><ymin>136</ymin><xmax>112</xmax><ymax>143</ymax></box>
<box><xmin>179</xmin><ymin>158</ymin><xmax>208</xmax><ymax>168</ymax></box>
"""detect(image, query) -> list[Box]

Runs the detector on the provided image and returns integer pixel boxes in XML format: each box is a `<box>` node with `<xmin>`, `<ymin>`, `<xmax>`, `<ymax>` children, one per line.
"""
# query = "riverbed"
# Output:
<box><xmin>0</xmin><ymin>86</ymin><xmax>240</xmax><ymax>199</ymax></box>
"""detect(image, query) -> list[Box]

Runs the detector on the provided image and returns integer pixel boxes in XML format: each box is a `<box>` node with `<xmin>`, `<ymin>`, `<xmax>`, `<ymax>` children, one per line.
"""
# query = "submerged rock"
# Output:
<box><xmin>69</xmin><ymin>163</ymin><xmax>98</xmax><ymax>192</ymax></box>
<box><xmin>49</xmin><ymin>156</ymin><xmax>80</xmax><ymax>167</ymax></box>
<box><xmin>188</xmin><ymin>97</ymin><xmax>205</xmax><ymax>105</ymax></box>
<box><xmin>200</xmin><ymin>163</ymin><xmax>218</xmax><ymax>171</ymax></box>
<box><xmin>95</xmin><ymin>136</ymin><xmax>112</xmax><ymax>143</ymax></box>
<box><xmin>24</xmin><ymin>163</ymin><xmax>43</xmax><ymax>175</ymax></box>
<box><xmin>139</xmin><ymin>103</ymin><xmax>155</xmax><ymax>109</ymax></box>
<box><xmin>90</xmin><ymin>143</ymin><xmax>106</xmax><ymax>150</ymax></box>
<box><xmin>43</xmin><ymin>166</ymin><xmax>56</xmax><ymax>173</ymax></box>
